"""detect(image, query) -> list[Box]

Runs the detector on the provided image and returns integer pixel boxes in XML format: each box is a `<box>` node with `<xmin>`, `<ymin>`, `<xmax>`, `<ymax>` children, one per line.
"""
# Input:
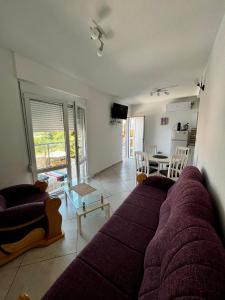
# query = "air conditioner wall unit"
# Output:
<box><xmin>166</xmin><ymin>102</ymin><xmax>192</xmax><ymax>112</ymax></box>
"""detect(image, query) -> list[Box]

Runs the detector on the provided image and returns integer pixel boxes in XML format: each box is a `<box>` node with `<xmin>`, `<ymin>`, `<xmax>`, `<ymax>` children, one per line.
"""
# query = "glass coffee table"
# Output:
<box><xmin>64</xmin><ymin>180</ymin><xmax>111</xmax><ymax>234</ymax></box>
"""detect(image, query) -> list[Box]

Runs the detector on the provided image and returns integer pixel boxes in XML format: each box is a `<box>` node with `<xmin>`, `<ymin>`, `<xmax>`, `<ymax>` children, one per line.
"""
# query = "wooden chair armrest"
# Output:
<box><xmin>34</xmin><ymin>180</ymin><xmax>48</xmax><ymax>192</ymax></box>
<box><xmin>17</xmin><ymin>293</ymin><xmax>30</xmax><ymax>300</ymax></box>
<box><xmin>45</xmin><ymin>198</ymin><xmax>62</xmax><ymax>239</ymax></box>
<box><xmin>136</xmin><ymin>173</ymin><xmax>147</xmax><ymax>184</ymax></box>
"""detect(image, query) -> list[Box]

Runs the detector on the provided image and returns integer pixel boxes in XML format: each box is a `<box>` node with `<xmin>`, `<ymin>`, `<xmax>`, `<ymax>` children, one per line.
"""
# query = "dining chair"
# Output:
<box><xmin>146</xmin><ymin>145</ymin><xmax>158</xmax><ymax>169</ymax></box>
<box><xmin>146</xmin><ymin>145</ymin><xmax>157</xmax><ymax>155</ymax></box>
<box><xmin>135</xmin><ymin>151</ymin><xmax>156</xmax><ymax>181</ymax></box>
<box><xmin>175</xmin><ymin>146</ymin><xmax>190</xmax><ymax>168</ymax></box>
<box><xmin>159</xmin><ymin>155</ymin><xmax>183</xmax><ymax>180</ymax></box>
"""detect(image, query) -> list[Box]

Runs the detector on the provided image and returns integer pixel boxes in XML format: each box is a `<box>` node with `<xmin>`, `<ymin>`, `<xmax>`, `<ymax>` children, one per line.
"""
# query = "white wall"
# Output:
<box><xmin>86</xmin><ymin>88</ymin><xmax>122</xmax><ymax>176</ymax></box>
<box><xmin>196</xmin><ymin>13</ymin><xmax>225</xmax><ymax>239</ymax></box>
<box><xmin>0</xmin><ymin>48</ymin><xmax>31</xmax><ymax>187</ymax></box>
<box><xmin>131</xmin><ymin>97</ymin><xmax>199</xmax><ymax>155</ymax></box>
<box><xmin>0</xmin><ymin>49</ymin><xmax>122</xmax><ymax>187</ymax></box>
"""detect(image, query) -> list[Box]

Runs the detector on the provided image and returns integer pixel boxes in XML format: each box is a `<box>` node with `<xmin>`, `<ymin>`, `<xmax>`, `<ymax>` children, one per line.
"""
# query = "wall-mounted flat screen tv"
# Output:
<box><xmin>111</xmin><ymin>103</ymin><xmax>128</xmax><ymax>119</ymax></box>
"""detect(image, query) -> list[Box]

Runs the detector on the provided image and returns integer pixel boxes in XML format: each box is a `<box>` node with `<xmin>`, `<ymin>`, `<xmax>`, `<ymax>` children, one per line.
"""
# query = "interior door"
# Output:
<box><xmin>134</xmin><ymin>117</ymin><xmax>144</xmax><ymax>152</ymax></box>
<box><xmin>128</xmin><ymin>117</ymin><xmax>144</xmax><ymax>157</ymax></box>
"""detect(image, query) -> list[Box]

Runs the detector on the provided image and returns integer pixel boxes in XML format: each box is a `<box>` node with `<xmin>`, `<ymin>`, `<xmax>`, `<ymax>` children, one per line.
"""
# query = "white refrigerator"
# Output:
<box><xmin>170</xmin><ymin>130</ymin><xmax>188</xmax><ymax>154</ymax></box>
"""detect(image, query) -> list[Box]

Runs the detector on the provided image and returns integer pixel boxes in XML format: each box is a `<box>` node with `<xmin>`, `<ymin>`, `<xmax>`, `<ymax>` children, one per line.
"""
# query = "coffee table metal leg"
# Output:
<box><xmin>106</xmin><ymin>204</ymin><xmax>110</xmax><ymax>219</ymax></box>
<box><xmin>65</xmin><ymin>192</ymin><xmax>68</xmax><ymax>206</ymax></box>
<box><xmin>77</xmin><ymin>214</ymin><xmax>82</xmax><ymax>235</ymax></box>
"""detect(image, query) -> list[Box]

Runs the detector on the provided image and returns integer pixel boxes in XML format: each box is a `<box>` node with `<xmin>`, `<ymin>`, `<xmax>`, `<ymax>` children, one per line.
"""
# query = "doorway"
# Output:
<box><xmin>23</xmin><ymin>94</ymin><xmax>87</xmax><ymax>194</ymax></box>
<box><xmin>127</xmin><ymin>117</ymin><xmax>144</xmax><ymax>158</ymax></box>
<box><xmin>122</xmin><ymin>120</ymin><xmax>128</xmax><ymax>160</ymax></box>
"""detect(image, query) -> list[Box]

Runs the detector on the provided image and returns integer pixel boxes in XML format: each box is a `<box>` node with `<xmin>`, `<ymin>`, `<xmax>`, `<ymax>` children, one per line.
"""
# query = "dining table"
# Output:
<box><xmin>148</xmin><ymin>154</ymin><xmax>171</xmax><ymax>175</ymax></box>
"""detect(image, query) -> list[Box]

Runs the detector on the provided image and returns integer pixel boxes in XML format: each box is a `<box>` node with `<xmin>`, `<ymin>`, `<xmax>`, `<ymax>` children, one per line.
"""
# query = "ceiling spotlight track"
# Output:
<box><xmin>150</xmin><ymin>85</ymin><xmax>178</xmax><ymax>96</ymax></box>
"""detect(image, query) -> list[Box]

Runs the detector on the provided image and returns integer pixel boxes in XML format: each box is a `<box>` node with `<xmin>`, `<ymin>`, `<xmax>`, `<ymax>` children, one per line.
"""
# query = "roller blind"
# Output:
<box><xmin>30</xmin><ymin>99</ymin><xmax>64</xmax><ymax>132</ymax></box>
<box><xmin>68</xmin><ymin>106</ymin><xmax>75</xmax><ymax>131</ymax></box>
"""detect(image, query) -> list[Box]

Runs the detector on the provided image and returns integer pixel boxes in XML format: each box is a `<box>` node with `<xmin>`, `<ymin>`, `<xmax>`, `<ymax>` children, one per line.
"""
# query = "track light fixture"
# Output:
<box><xmin>150</xmin><ymin>85</ymin><xmax>178</xmax><ymax>97</ymax></box>
<box><xmin>97</xmin><ymin>40</ymin><xmax>104</xmax><ymax>57</ymax></box>
<box><xmin>90</xmin><ymin>24</ymin><xmax>104</xmax><ymax>57</ymax></box>
<box><xmin>197</xmin><ymin>81</ymin><xmax>205</xmax><ymax>91</ymax></box>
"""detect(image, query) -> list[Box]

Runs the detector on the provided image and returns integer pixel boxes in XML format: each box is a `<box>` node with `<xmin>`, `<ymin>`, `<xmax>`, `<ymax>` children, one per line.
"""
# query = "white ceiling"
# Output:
<box><xmin>0</xmin><ymin>0</ymin><xmax>225</xmax><ymax>103</ymax></box>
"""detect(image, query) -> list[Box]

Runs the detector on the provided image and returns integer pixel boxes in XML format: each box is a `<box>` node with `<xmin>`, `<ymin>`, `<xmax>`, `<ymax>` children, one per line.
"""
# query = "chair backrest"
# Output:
<box><xmin>135</xmin><ymin>151</ymin><xmax>149</xmax><ymax>176</ymax></box>
<box><xmin>146</xmin><ymin>145</ymin><xmax>157</xmax><ymax>155</ymax></box>
<box><xmin>175</xmin><ymin>146</ymin><xmax>190</xmax><ymax>167</ymax></box>
<box><xmin>167</xmin><ymin>155</ymin><xmax>183</xmax><ymax>180</ymax></box>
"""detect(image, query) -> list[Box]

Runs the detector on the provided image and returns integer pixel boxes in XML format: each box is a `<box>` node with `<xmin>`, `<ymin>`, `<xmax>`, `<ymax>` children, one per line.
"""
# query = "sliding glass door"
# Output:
<box><xmin>23</xmin><ymin>94</ymin><xmax>86</xmax><ymax>194</ymax></box>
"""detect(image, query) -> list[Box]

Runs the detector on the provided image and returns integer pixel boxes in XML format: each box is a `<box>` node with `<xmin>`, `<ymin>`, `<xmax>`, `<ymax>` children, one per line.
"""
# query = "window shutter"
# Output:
<box><xmin>30</xmin><ymin>100</ymin><xmax>64</xmax><ymax>132</ymax></box>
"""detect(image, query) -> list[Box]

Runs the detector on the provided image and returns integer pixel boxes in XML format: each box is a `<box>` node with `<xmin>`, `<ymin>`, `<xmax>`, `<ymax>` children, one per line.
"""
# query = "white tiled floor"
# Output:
<box><xmin>0</xmin><ymin>159</ymin><xmax>136</xmax><ymax>300</ymax></box>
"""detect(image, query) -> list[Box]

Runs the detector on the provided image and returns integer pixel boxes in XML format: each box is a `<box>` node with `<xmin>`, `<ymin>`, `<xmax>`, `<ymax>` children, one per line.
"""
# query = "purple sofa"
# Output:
<box><xmin>43</xmin><ymin>167</ymin><xmax>225</xmax><ymax>300</ymax></box>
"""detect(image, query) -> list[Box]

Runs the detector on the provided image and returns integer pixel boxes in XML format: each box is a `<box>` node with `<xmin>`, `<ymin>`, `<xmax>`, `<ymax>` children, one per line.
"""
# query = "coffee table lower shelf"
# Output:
<box><xmin>76</xmin><ymin>200</ymin><xmax>110</xmax><ymax>235</ymax></box>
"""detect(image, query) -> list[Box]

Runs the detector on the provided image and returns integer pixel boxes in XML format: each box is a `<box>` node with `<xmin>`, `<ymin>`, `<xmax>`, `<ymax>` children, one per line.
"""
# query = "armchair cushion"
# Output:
<box><xmin>1</xmin><ymin>184</ymin><xmax>41</xmax><ymax>197</ymax></box>
<box><xmin>0</xmin><ymin>195</ymin><xmax>6</xmax><ymax>211</ymax></box>
<box><xmin>0</xmin><ymin>184</ymin><xmax>49</xmax><ymax>208</ymax></box>
<box><xmin>10</xmin><ymin>192</ymin><xmax>49</xmax><ymax>207</ymax></box>
<box><xmin>0</xmin><ymin>202</ymin><xmax>45</xmax><ymax>228</ymax></box>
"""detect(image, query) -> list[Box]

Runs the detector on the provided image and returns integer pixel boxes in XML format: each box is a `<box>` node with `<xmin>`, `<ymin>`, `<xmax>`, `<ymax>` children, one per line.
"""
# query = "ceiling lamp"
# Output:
<box><xmin>150</xmin><ymin>85</ymin><xmax>177</xmax><ymax>96</ymax></box>
<box><xmin>90</xmin><ymin>27</ymin><xmax>100</xmax><ymax>40</ymax></box>
<box><xmin>90</xmin><ymin>22</ymin><xmax>105</xmax><ymax>57</ymax></box>
<box><xmin>97</xmin><ymin>40</ymin><xmax>104</xmax><ymax>57</ymax></box>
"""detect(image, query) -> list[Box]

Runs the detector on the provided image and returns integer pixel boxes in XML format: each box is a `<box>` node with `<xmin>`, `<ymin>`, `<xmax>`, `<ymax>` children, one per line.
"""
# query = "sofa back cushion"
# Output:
<box><xmin>0</xmin><ymin>195</ymin><xmax>6</xmax><ymax>211</ymax></box>
<box><xmin>139</xmin><ymin>167</ymin><xmax>225</xmax><ymax>300</ymax></box>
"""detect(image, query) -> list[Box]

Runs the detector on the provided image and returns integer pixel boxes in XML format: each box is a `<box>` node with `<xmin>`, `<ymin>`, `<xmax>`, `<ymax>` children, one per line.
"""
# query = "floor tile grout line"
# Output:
<box><xmin>4</xmin><ymin>265</ymin><xmax>20</xmax><ymax>300</ymax></box>
<box><xmin>19</xmin><ymin>251</ymin><xmax>78</xmax><ymax>268</ymax></box>
<box><xmin>3</xmin><ymin>252</ymin><xmax>77</xmax><ymax>300</ymax></box>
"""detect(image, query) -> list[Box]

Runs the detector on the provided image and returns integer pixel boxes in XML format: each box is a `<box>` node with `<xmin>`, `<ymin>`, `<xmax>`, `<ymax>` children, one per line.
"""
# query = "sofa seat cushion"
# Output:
<box><xmin>43</xmin><ymin>258</ymin><xmax>133</xmax><ymax>300</ymax></box>
<box><xmin>115</xmin><ymin>202</ymin><xmax>160</xmax><ymax>230</ymax></box>
<box><xmin>100</xmin><ymin>214</ymin><xmax>155</xmax><ymax>254</ymax></box>
<box><xmin>118</xmin><ymin>184</ymin><xmax>167</xmax><ymax>227</ymax></box>
<box><xmin>125</xmin><ymin>193</ymin><xmax>164</xmax><ymax>213</ymax></box>
<box><xmin>132</xmin><ymin>184</ymin><xmax>167</xmax><ymax>203</ymax></box>
<box><xmin>79</xmin><ymin>232</ymin><xmax>144</xmax><ymax>297</ymax></box>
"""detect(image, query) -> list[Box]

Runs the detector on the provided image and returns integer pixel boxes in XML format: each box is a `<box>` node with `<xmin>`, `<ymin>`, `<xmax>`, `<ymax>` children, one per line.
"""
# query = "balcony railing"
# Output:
<box><xmin>35</xmin><ymin>142</ymin><xmax>66</xmax><ymax>170</ymax></box>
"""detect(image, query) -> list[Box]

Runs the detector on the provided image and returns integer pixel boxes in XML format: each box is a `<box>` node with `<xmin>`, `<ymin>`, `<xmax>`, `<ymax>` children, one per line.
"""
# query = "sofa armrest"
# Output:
<box><xmin>143</xmin><ymin>176</ymin><xmax>175</xmax><ymax>191</ymax></box>
<box><xmin>0</xmin><ymin>203</ymin><xmax>45</xmax><ymax>228</ymax></box>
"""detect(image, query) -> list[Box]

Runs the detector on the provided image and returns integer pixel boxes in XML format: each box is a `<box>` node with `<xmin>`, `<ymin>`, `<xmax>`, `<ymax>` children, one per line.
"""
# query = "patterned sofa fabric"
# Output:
<box><xmin>138</xmin><ymin>167</ymin><xmax>225</xmax><ymax>300</ymax></box>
